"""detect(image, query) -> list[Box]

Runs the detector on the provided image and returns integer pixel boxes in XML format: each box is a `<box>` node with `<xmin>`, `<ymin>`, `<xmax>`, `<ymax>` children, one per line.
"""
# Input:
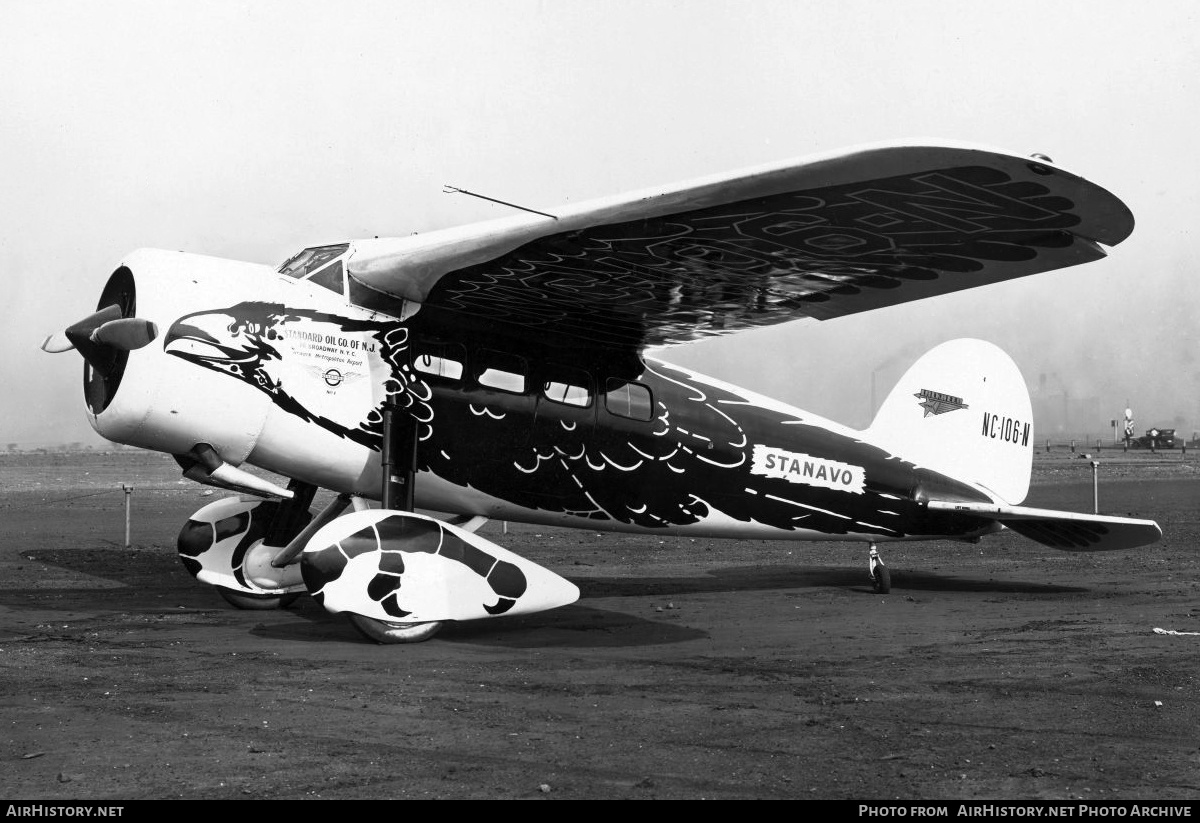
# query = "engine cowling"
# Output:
<box><xmin>85</xmin><ymin>249</ymin><xmax>279</xmax><ymax>464</ymax></box>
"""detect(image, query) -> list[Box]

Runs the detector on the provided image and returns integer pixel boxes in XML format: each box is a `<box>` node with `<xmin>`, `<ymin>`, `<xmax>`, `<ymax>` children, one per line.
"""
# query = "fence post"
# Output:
<box><xmin>123</xmin><ymin>484</ymin><xmax>132</xmax><ymax>548</ymax></box>
<box><xmin>1091</xmin><ymin>461</ymin><xmax>1100</xmax><ymax>514</ymax></box>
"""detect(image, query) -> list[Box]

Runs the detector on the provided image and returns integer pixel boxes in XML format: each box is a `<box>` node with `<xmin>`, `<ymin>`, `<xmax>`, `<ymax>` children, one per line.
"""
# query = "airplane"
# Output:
<box><xmin>42</xmin><ymin>140</ymin><xmax>1162</xmax><ymax>644</ymax></box>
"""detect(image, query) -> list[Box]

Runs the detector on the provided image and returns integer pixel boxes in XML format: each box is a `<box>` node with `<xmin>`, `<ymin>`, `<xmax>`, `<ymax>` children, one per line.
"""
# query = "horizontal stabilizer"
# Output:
<box><xmin>927</xmin><ymin>501</ymin><xmax>1161</xmax><ymax>551</ymax></box>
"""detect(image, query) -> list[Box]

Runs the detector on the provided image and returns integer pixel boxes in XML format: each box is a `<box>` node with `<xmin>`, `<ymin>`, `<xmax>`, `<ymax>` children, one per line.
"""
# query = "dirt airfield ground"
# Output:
<box><xmin>1</xmin><ymin>447</ymin><xmax>1199</xmax><ymax>801</ymax></box>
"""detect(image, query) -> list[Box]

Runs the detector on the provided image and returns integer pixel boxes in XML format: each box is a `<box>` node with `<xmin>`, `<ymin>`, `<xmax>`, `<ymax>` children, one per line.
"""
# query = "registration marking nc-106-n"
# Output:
<box><xmin>750</xmin><ymin>445</ymin><xmax>865</xmax><ymax>494</ymax></box>
<box><xmin>981</xmin><ymin>412</ymin><xmax>1031</xmax><ymax>447</ymax></box>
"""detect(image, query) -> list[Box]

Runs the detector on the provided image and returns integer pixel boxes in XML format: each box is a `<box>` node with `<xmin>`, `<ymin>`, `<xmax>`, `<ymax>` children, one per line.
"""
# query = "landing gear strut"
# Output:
<box><xmin>869</xmin><ymin>542</ymin><xmax>891</xmax><ymax>594</ymax></box>
<box><xmin>346</xmin><ymin>403</ymin><xmax>444</xmax><ymax>644</ymax></box>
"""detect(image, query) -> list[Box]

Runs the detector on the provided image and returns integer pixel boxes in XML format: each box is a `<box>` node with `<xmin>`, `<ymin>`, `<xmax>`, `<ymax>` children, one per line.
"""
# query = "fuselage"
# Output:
<box><xmin>85</xmin><ymin>247</ymin><xmax>998</xmax><ymax>544</ymax></box>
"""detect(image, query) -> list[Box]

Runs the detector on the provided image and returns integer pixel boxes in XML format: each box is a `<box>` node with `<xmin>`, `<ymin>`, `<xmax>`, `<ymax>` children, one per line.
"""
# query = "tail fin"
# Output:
<box><xmin>866</xmin><ymin>339</ymin><xmax>1032</xmax><ymax>504</ymax></box>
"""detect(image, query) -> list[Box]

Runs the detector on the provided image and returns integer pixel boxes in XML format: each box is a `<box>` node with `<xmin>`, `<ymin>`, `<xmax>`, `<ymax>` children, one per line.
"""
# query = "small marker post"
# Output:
<box><xmin>123</xmin><ymin>484</ymin><xmax>132</xmax><ymax>547</ymax></box>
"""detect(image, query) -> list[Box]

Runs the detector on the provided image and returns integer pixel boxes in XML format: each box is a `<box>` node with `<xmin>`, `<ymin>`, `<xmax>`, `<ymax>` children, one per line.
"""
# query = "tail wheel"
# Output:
<box><xmin>218</xmin><ymin>588</ymin><xmax>302</xmax><ymax>611</ymax></box>
<box><xmin>871</xmin><ymin>564</ymin><xmax>891</xmax><ymax>594</ymax></box>
<box><xmin>347</xmin><ymin>614</ymin><xmax>443</xmax><ymax>644</ymax></box>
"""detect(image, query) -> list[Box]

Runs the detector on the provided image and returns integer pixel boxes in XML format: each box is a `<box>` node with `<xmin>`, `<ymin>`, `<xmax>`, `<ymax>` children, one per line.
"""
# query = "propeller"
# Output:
<box><xmin>42</xmin><ymin>305</ymin><xmax>158</xmax><ymax>359</ymax></box>
<box><xmin>90</xmin><ymin>317</ymin><xmax>158</xmax><ymax>350</ymax></box>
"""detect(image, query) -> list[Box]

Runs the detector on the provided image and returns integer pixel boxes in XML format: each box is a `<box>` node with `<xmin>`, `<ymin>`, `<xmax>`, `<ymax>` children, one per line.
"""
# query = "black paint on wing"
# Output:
<box><xmin>419</xmin><ymin>166</ymin><xmax>1091</xmax><ymax>349</ymax></box>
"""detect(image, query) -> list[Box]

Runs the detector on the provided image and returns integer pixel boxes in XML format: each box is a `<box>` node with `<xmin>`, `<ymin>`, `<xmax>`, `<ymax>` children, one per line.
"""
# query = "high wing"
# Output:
<box><xmin>345</xmin><ymin>140</ymin><xmax>1133</xmax><ymax>350</ymax></box>
<box><xmin>926</xmin><ymin>501</ymin><xmax>1161</xmax><ymax>551</ymax></box>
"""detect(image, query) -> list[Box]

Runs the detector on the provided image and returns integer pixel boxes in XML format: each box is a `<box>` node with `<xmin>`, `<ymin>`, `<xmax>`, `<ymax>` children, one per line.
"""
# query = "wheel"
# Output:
<box><xmin>871</xmin><ymin>564</ymin><xmax>891</xmax><ymax>594</ymax></box>
<box><xmin>347</xmin><ymin>614</ymin><xmax>443</xmax><ymax>644</ymax></box>
<box><xmin>180</xmin><ymin>497</ymin><xmax>311</xmax><ymax>607</ymax></box>
<box><xmin>217</xmin><ymin>587</ymin><xmax>302</xmax><ymax>611</ymax></box>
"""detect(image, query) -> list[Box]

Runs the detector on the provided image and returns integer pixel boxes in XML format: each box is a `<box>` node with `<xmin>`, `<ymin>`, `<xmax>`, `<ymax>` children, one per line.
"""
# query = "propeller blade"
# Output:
<box><xmin>63</xmin><ymin>305</ymin><xmax>123</xmax><ymax>349</ymax></box>
<box><xmin>90</xmin><ymin>318</ymin><xmax>158</xmax><ymax>350</ymax></box>
<box><xmin>49</xmin><ymin>305</ymin><xmax>157</xmax><ymax>373</ymax></box>
<box><xmin>41</xmin><ymin>332</ymin><xmax>75</xmax><ymax>353</ymax></box>
<box><xmin>45</xmin><ymin>305</ymin><xmax>123</xmax><ymax>354</ymax></box>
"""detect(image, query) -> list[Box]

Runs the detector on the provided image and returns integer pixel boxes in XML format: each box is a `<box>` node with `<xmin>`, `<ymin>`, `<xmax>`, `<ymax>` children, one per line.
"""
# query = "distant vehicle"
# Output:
<box><xmin>1129</xmin><ymin>428</ymin><xmax>1178</xmax><ymax>449</ymax></box>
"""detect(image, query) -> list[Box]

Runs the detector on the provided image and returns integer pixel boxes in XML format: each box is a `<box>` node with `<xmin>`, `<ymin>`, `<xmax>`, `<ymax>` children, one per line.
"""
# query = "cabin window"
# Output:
<box><xmin>305</xmin><ymin>260</ymin><xmax>345</xmax><ymax>295</ymax></box>
<box><xmin>543</xmin><ymin>366</ymin><xmax>592</xmax><ymax>407</ymax></box>
<box><xmin>605</xmin><ymin>379</ymin><xmax>653</xmax><ymax>421</ymax></box>
<box><xmin>278</xmin><ymin>244</ymin><xmax>349</xmax><ymax>279</ymax></box>
<box><xmin>411</xmin><ymin>340</ymin><xmax>465</xmax><ymax>382</ymax></box>
<box><xmin>475</xmin><ymin>350</ymin><xmax>527</xmax><ymax>394</ymax></box>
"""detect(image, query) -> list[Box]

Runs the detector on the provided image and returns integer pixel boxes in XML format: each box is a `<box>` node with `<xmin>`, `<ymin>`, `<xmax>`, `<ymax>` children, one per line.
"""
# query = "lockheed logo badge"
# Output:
<box><xmin>915</xmin><ymin>389</ymin><xmax>968</xmax><ymax>417</ymax></box>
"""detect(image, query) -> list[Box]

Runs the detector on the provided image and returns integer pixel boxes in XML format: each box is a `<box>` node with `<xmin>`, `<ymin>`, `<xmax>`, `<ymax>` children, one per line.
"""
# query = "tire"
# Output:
<box><xmin>217</xmin><ymin>587</ymin><xmax>302</xmax><ymax>611</ymax></box>
<box><xmin>347</xmin><ymin>614</ymin><xmax>443</xmax><ymax>644</ymax></box>
<box><xmin>871</xmin><ymin>564</ymin><xmax>891</xmax><ymax>594</ymax></box>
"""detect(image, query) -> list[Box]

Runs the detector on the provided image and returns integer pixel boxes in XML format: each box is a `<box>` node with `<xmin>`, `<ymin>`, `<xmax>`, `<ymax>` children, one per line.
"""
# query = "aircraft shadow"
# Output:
<box><xmin>3</xmin><ymin>552</ymin><xmax>1085</xmax><ymax>650</ymax></box>
<box><xmin>569</xmin><ymin>565</ymin><xmax>1084</xmax><ymax>597</ymax></box>
<box><xmin>245</xmin><ymin>564</ymin><xmax>1086</xmax><ymax>650</ymax></box>
<box><xmin>242</xmin><ymin>601</ymin><xmax>709</xmax><ymax>649</ymax></box>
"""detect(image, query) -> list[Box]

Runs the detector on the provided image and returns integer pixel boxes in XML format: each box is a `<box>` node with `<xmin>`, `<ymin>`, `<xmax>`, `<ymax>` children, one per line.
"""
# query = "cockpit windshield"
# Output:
<box><xmin>278</xmin><ymin>244</ymin><xmax>349</xmax><ymax>279</ymax></box>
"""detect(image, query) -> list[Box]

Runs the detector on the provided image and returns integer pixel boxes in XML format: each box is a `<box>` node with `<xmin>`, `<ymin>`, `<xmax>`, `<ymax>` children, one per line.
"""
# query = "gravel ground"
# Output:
<box><xmin>1</xmin><ymin>449</ymin><xmax>1198</xmax><ymax>800</ymax></box>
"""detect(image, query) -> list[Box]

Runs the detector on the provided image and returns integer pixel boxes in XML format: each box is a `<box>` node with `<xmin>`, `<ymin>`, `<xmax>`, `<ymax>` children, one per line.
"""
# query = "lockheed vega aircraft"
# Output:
<box><xmin>43</xmin><ymin>141</ymin><xmax>1162</xmax><ymax>643</ymax></box>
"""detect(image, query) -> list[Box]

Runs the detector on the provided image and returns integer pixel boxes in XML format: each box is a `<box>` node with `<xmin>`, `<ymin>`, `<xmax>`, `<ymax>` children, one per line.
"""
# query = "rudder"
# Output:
<box><xmin>866</xmin><ymin>339</ymin><xmax>1033</xmax><ymax>505</ymax></box>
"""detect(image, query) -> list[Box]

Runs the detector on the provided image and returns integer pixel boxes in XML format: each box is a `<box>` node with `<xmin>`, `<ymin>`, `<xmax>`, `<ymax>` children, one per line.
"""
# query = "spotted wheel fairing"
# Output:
<box><xmin>177</xmin><ymin>496</ymin><xmax>309</xmax><ymax>598</ymax></box>
<box><xmin>300</xmin><ymin>510</ymin><xmax>579</xmax><ymax>623</ymax></box>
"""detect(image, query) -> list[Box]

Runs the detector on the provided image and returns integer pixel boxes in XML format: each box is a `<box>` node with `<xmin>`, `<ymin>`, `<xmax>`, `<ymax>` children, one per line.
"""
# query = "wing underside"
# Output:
<box><xmin>346</xmin><ymin>141</ymin><xmax>1134</xmax><ymax>349</ymax></box>
<box><xmin>927</xmin><ymin>501</ymin><xmax>1161</xmax><ymax>551</ymax></box>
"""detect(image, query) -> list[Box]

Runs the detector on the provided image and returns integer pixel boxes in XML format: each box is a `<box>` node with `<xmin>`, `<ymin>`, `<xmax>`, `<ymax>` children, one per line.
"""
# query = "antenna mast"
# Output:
<box><xmin>443</xmin><ymin>185</ymin><xmax>558</xmax><ymax>220</ymax></box>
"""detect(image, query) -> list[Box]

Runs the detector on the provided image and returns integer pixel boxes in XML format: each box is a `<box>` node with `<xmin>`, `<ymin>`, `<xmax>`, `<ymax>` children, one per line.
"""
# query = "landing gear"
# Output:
<box><xmin>348</xmin><ymin>615</ymin><xmax>443</xmax><ymax>644</ymax></box>
<box><xmin>177</xmin><ymin>480</ymin><xmax>318</xmax><ymax>610</ymax></box>
<box><xmin>869</xmin><ymin>543</ymin><xmax>891</xmax><ymax>594</ymax></box>
<box><xmin>333</xmin><ymin>402</ymin><xmax>443</xmax><ymax>644</ymax></box>
<box><xmin>218</xmin><ymin>588</ymin><xmax>302</xmax><ymax>611</ymax></box>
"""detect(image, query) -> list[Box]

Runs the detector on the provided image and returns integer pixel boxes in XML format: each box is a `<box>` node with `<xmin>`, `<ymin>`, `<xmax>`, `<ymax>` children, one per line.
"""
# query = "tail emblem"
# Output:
<box><xmin>915</xmin><ymin>388</ymin><xmax>969</xmax><ymax>417</ymax></box>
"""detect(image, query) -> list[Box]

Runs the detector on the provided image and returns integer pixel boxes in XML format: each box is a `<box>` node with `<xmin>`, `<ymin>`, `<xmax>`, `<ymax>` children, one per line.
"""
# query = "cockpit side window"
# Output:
<box><xmin>305</xmin><ymin>260</ymin><xmax>345</xmax><ymax>294</ymax></box>
<box><xmin>278</xmin><ymin>244</ymin><xmax>350</xmax><ymax>279</ymax></box>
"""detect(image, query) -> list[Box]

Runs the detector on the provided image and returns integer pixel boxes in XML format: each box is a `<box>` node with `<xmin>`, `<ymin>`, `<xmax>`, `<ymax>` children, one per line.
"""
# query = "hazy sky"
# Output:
<box><xmin>3</xmin><ymin>0</ymin><xmax>1198</xmax><ymax>447</ymax></box>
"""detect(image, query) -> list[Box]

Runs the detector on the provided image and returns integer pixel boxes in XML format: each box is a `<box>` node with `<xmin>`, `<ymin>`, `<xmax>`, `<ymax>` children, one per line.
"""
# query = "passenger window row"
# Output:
<box><xmin>411</xmin><ymin>342</ymin><xmax>653</xmax><ymax>422</ymax></box>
